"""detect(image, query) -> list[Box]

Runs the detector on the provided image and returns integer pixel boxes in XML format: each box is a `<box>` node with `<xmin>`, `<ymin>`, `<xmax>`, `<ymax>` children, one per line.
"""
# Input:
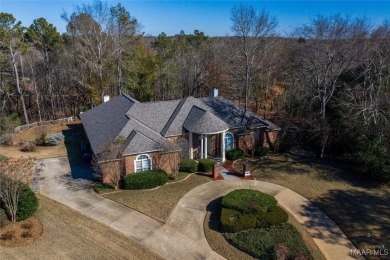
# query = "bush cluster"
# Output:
<box><xmin>221</xmin><ymin>189</ymin><xmax>277</xmax><ymax>214</ymax></box>
<box><xmin>180</xmin><ymin>159</ymin><xmax>198</xmax><ymax>172</ymax></box>
<box><xmin>123</xmin><ymin>169</ymin><xmax>168</xmax><ymax>190</ymax></box>
<box><xmin>257</xmin><ymin>206</ymin><xmax>289</xmax><ymax>228</ymax></box>
<box><xmin>198</xmin><ymin>159</ymin><xmax>214</xmax><ymax>172</ymax></box>
<box><xmin>15</xmin><ymin>186</ymin><xmax>39</xmax><ymax>221</ymax></box>
<box><xmin>0</xmin><ymin>155</ymin><xmax>7</xmax><ymax>161</ymax></box>
<box><xmin>226</xmin><ymin>149</ymin><xmax>244</xmax><ymax>160</ymax></box>
<box><xmin>35</xmin><ymin>132</ymin><xmax>64</xmax><ymax>146</ymax></box>
<box><xmin>220</xmin><ymin>189</ymin><xmax>288</xmax><ymax>233</ymax></box>
<box><xmin>220</xmin><ymin>208</ymin><xmax>257</xmax><ymax>233</ymax></box>
<box><xmin>255</xmin><ymin>147</ymin><xmax>269</xmax><ymax>157</ymax></box>
<box><xmin>225</xmin><ymin>224</ymin><xmax>312</xmax><ymax>259</ymax></box>
<box><xmin>21</xmin><ymin>141</ymin><xmax>36</xmax><ymax>152</ymax></box>
<box><xmin>0</xmin><ymin>133</ymin><xmax>14</xmax><ymax>146</ymax></box>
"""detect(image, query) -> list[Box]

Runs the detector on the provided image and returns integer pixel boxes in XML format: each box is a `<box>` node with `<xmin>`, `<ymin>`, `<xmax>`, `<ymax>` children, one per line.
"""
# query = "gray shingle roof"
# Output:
<box><xmin>81</xmin><ymin>94</ymin><xmax>279</xmax><ymax>158</ymax></box>
<box><xmin>183</xmin><ymin>106</ymin><xmax>229</xmax><ymax>134</ymax></box>
<box><xmin>80</xmin><ymin>94</ymin><xmax>136</xmax><ymax>154</ymax></box>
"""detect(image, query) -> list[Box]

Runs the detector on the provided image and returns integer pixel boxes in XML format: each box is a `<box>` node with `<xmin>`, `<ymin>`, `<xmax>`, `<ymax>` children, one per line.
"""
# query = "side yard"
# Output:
<box><xmin>0</xmin><ymin>121</ymin><xmax>83</xmax><ymax>160</ymax></box>
<box><xmin>0</xmin><ymin>195</ymin><xmax>162</xmax><ymax>260</ymax></box>
<box><xmin>102</xmin><ymin>173</ymin><xmax>210</xmax><ymax>222</ymax></box>
<box><xmin>235</xmin><ymin>151</ymin><xmax>390</xmax><ymax>258</ymax></box>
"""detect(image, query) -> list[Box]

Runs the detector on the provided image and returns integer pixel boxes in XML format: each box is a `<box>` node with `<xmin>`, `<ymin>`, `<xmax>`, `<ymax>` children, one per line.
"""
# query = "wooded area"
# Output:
<box><xmin>1</xmin><ymin>2</ymin><xmax>389</xmax><ymax>182</ymax></box>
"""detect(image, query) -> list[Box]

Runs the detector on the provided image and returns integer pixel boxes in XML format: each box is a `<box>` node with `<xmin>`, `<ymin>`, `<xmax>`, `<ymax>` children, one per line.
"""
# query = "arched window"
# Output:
<box><xmin>134</xmin><ymin>154</ymin><xmax>152</xmax><ymax>173</ymax></box>
<box><xmin>225</xmin><ymin>132</ymin><xmax>234</xmax><ymax>151</ymax></box>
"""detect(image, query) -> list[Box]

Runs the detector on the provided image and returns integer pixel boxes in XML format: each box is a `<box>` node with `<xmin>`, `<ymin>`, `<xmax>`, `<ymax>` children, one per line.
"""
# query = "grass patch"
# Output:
<box><xmin>235</xmin><ymin>151</ymin><xmax>390</xmax><ymax>257</ymax></box>
<box><xmin>168</xmin><ymin>172</ymin><xmax>191</xmax><ymax>183</ymax></box>
<box><xmin>103</xmin><ymin>174</ymin><xmax>210</xmax><ymax>222</ymax></box>
<box><xmin>225</xmin><ymin>224</ymin><xmax>312</xmax><ymax>259</ymax></box>
<box><xmin>93</xmin><ymin>183</ymin><xmax>115</xmax><ymax>194</ymax></box>
<box><xmin>0</xmin><ymin>195</ymin><xmax>162</xmax><ymax>259</ymax></box>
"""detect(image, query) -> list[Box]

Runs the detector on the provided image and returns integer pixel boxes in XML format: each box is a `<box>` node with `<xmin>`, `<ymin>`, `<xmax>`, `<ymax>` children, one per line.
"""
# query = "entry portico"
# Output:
<box><xmin>183</xmin><ymin>107</ymin><xmax>229</xmax><ymax>162</ymax></box>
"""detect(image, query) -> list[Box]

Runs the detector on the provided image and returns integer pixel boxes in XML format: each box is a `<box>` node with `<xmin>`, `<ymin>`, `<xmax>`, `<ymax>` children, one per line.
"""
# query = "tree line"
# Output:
<box><xmin>1</xmin><ymin>2</ymin><xmax>389</xmax><ymax>181</ymax></box>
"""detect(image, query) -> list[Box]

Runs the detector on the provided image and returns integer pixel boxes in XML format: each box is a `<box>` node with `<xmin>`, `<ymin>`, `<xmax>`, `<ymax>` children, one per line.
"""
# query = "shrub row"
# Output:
<box><xmin>221</xmin><ymin>189</ymin><xmax>277</xmax><ymax>214</ymax></box>
<box><xmin>123</xmin><ymin>169</ymin><xmax>169</xmax><ymax>190</ymax></box>
<box><xmin>226</xmin><ymin>149</ymin><xmax>244</xmax><ymax>160</ymax></box>
<box><xmin>180</xmin><ymin>159</ymin><xmax>198</xmax><ymax>173</ymax></box>
<box><xmin>225</xmin><ymin>224</ymin><xmax>312</xmax><ymax>259</ymax></box>
<box><xmin>220</xmin><ymin>206</ymin><xmax>288</xmax><ymax>233</ymax></box>
<box><xmin>198</xmin><ymin>159</ymin><xmax>214</xmax><ymax>172</ymax></box>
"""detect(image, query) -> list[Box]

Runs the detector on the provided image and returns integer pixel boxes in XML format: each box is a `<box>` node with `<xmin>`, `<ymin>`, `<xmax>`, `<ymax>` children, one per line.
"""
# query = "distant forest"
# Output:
<box><xmin>1</xmin><ymin>2</ymin><xmax>389</xmax><ymax>181</ymax></box>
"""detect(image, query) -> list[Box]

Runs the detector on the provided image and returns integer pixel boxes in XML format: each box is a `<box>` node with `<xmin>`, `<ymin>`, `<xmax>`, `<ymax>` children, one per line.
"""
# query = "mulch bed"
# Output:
<box><xmin>222</xmin><ymin>160</ymin><xmax>241</xmax><ymax>174</ymax></box>
<box><xmin>0</xmin><ymin>217</ymin><xmax>43</xmax><ymax>247</ymax></box>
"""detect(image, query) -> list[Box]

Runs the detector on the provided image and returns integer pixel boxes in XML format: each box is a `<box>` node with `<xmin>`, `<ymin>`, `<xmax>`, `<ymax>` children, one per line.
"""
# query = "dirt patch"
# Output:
<box><xmin>0</xmin><ymin>217</ymin><xmax>43</xmax><ymax>247</ymax></box>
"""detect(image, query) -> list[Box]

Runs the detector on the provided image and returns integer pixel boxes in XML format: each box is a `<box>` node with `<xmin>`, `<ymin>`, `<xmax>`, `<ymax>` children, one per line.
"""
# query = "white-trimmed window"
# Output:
<box><xmin>134</xmin><ymin>154</ymin><xmax>152</xmax><ymax>173</ymax></box>
<box><xmin>225</xmin><ymin>132</ymin><xmax>234</xmax><ymax>151</ymax></box>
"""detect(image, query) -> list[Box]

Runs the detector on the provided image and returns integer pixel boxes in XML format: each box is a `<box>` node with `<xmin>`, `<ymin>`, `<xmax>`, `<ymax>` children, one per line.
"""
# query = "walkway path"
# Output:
<box><xmin>38</xmin><ymin>157</ymin><xmax>357</xmax><ymax>260</ymax></box>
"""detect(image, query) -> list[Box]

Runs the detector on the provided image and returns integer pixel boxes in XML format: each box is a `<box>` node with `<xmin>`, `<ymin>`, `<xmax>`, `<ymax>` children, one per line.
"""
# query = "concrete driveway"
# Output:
<box><xmin>37</xmin><ymin>157</ymin><xmax>357</xmax><ymax>260</ymax></box>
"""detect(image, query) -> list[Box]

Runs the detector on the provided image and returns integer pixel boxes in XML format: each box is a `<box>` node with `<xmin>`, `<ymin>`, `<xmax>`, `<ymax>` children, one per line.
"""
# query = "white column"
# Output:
<box><xmin>200</xmin><ymin>134</ymin><xmax>204</xmax><ymax>159</ymax></box>
<box><xmin>204</xmin><ymin>134</ymin><xmax>208</xmax><ymax>159</ymax></box>
<box><xmin>189</xmin><ymin>131</ymin><xmax>193</xmax><ymax>159</ymax></box>
<box><xmin>221</xmin><ymin>132</ymin><xmax>226</xmax><ymax>162</ymax></box>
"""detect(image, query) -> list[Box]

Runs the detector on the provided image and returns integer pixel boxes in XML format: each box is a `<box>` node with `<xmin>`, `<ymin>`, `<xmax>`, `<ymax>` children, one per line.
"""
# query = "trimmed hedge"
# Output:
<box><xmin>198</xmin><ymin>159</ymin><xmax>214</xmax><ymax>172</ymax></box>
<box><xmin>226</xmin><ymin>149</ymin><xmax>244</xmax><ymax>160</ymax></box>
<box><xmin>222</xmin><ymin>189</ymin><xmax>277</xmax><ymax>214</ymax></box>
<box><xmin>225</xmin><ymin>224</ymin><xmax>312</xmax><ymax>259</ymax></box>
<box><xmin>257</xmin><ymin>206</ymin><xmax>289</xmax><ymax>228</ymax></box>
<box><xmin>220</xmin><ymin>208</ymin><xmax>257</xmax><ymax>233</ymax></box>
<box><xmin>255</xmin><ymin>147</ymin><xmax>269</xmax><ymax>157</ymax></box>
<box><xmin>16</xmin><ymin>186</ymin><xmax>39</xmax><ymax>221</ymax></box>
<box><xmin>180</xmin><ymin>159</ymin><xmax>198</xmax><ymax>173</ymax></box>
<box><xmin>123</xmin><ymin>169</ymin><xmax>169</xmax><ymax>190</ymax></box>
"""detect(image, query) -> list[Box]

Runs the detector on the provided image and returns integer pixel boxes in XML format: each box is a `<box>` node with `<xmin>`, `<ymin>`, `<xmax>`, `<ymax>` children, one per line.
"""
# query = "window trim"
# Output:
<box><xmin>225</xmin><ymin>132</ymin><xmax>235</xmax><ymax>151</ymax></box>
<box><xmin>134</xmin><ymin>154</ymin><xmax>152</xmax><ymax>173</ymax></box>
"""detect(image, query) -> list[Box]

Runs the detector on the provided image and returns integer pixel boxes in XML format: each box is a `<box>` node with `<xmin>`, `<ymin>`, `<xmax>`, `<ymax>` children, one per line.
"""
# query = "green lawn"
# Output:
<box><xmin>102</xmin><ymin>174</ymin><xmax>210</xmax><ymax>222</ymax></box>
<box><xmin>235</xmin><ymin>152</ymin><xmax>390</xmax><ymax>257</ymax></box>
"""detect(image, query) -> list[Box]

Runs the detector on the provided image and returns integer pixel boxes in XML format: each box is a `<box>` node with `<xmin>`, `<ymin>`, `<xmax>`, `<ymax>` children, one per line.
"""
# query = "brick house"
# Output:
<box><xmin>80</xmin><ymin>93</ymin><xmax>279</xmax><ymax>182</ymax></box>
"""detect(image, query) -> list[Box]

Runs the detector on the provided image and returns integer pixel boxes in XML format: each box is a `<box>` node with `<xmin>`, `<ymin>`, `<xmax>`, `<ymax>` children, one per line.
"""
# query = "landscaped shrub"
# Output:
<box><xmin>255</xmin><ymin>147</ymin><xmax>269</xmax><ymax>157</ymax></box>
<box><xmin>20</xmin><ymin>141</ymin><xmax>36</xmax><ymax>152</ymax></box>
<box><xmin>222</xmin><ymin>189</ymin><xmax>277</xmax><ymax>214</ymax></box>
<box><xmin>220</xmin><ymin>208</ymin><xmax>257</xmax><ymax>233</ymax></box>
<box><xmin>225</xmin><ymin>224</ymin><xmax>312</xmax><ymax>259</ymax></box>
<box><xmin>15</xmin><ymin>186</ymin><xmax>39</xmax><ymax>221</ymax></box>
<box><xmin>0</xmin><ymin>231</ymin><xmax>13</xmax><ymax>241</ymax></box>
<box><xmin>257</xmin><ymin>206</ymin><xmax>289</xmax><ymax>228</ymax></box>
<box><xmin>180</xmin><ymin>158</ymin><xmax>198</xmax><ymax>173</ymax></box>
<box><xmin>36</xmin><ymin>132</ymin><xmax>64</xmax><ymax>146</ymax></box>
<box><xmin>198</xmin><ymin>159</ymin><xmax>214</xmax><ymax>172</ymax></box>
<box><xmin>0</xmin><ymin>133</ymin><xmax>14</xmax><ymax>146</ymax></box>
<box><xmin>123</xmin><ymin>169</ymin><xmax>169</xmax><ymax>190</ymax></box>
<box><xmin>226</xmin><ymin>149</ymin><xmax>244</xmax><ymax>160</ymax></box>
<box><xmin>46</xmin><ymin>132</ymin><xmax>65</xmax><ymax>146</ymax></box>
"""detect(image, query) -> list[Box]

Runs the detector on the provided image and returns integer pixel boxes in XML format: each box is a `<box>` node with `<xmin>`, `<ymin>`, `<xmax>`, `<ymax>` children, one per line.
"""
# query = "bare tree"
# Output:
<box><xmin>292</xmin><ymin>14</ymin><xmax>370</xmax><ymax>157</ymax></box>
<box><xmin>230</xmin><ymin>4</ymin><xmax>278</xmax><ymax>110</ymax></box>
<box><xmin>0</xmin><ymin>157</ymin><xmax>35</xmax><ymax>222</ymax></box>
<box><xmin>91</xmin><ymin>141</ymin><xmax>124</xmax><ymax>189</ymax></box>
